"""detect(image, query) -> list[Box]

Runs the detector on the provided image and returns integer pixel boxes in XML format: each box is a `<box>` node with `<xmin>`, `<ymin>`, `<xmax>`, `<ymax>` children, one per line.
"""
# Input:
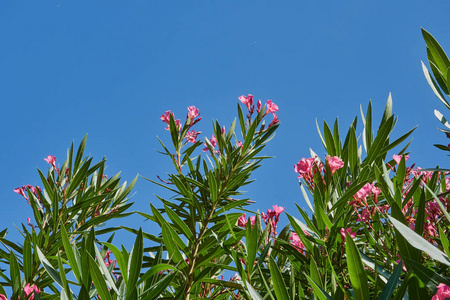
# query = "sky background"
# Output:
<box><xmin>2</xmin><ymin>1</ymin><xmax>450</xmax><ymax>247</ymax></box>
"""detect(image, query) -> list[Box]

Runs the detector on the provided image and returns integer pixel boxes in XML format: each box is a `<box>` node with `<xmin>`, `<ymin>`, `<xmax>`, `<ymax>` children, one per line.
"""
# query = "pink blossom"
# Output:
<box><xmin>160</xmin><ymin>111</ymin><xmax>182</xmax><ymax>131</ymax></box>
<box><xmin>261</xmin><ymin>212</ymin><xmax>268</xmax><ymax>223</ymax></box>
<box><xmin>249</xmin><ymin>216</ymin><xmax>256</xmax><ymax>226</ymax></box>
<box><xmin>237</xmin><ymin>214</ymin><xmax>247</xmax><ymax>227</ymax></box>
<box><xmin>290</xmin><ymin>232</ymin><xmax>305</xmax><ymax>251</ymax></box>
<box><xmin>24</xmin><ymin>284</ymin><xmax>41</xmax><ymax>300</ymax></box>
<box><xmin>44</xmin><ymin>155</ymin><xmax>56</xmax><ymax>170</ymax></box>
<box><xmin>0</xmin><ymin>294</ymin><xmax>6</xmax><ymax>300</ymax></box>
<box><xmin>236</xmin><ymin>141</ymin><xmax>243</xmax><ymax>148</ymax></box>
<box><xmin>269</xmin><ymin>113</ymin><xmax>279</xmax><ymax>127</ymax></box>
<box><xmin>356</xmin><ymin>183</ymin><xmax>374</xmax><ymax>200</ymax></box>
<box><xmin>257</xmin><ymin>100</ymin><xmax>262</xmax><ymax>113</ymax></box>
<box><xmin>238</xmin><ymin>94</ymin><xmax>254</xmax><ymax>112</ymax></box>
<box><xmin>295</xmin><ymin>158</ymin><xmax>313</xmax><ymax>177</ymax></box>
<box><xmin>187</xmin><ymin>106</ymin><xmax>200</xmax><ymax>122</ymax></box>
<box><xmin>392</xmin><ymin>154</ymin><xmax>409</xmax><ymax>165</ymax></box>
<box><xmin>160</xmin><ymin>111</ymin><xmax>172</xmax><ymax>123</ymax></box>
<box><xmin>326</xmin><ymin>156</ymin><xmax>344</xmax><ymax>175</ymax></box>
<box><xmin>432</xmin><ymin>283</ymin><xmax>450</xmax><ymax>300</ymax></box>
<box><xmin>266</xmin><ymin>100</ymin><xmax>279</xmax><ymax>114</ymax></box>
<box><xmin>44</xmin><ymin>155</ymin><xmax>56</xmax><ymax>165</ymax></box>
<box><xmin>340</xmin><ymin>228</ymin><xmax>356</xmax><ymax>241</ymax></box>
<box><xmin>267</xmin><ymin>205</ymin><xmax>284</xmax><ymax>218</ymax></box>
<box><xmin>203</xmin><ymin>135</ymin><xmax>218</xmax><ymax>152</ymax></box>
<box><xmin>185</xmin><ymin>130</ymin><xmax>201</xmax><ymax>143</ymax></box>
<box><xmin>14</xmin><ymin>187</ymin><xmax>27</xmax><ymax>199</ymax></box>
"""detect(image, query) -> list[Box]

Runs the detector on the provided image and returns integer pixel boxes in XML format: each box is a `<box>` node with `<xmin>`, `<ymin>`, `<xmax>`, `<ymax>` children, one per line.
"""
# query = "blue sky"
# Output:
<box><xmin>2</xmin><ymin>1</ymin><xmax>450</xmax><ymax>246</ymax></box>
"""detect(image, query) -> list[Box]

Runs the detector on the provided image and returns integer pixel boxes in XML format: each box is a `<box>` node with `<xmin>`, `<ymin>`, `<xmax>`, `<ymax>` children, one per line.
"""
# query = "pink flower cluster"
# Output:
<box><xmin>14</xmin><ymin>184</ymin><xmax>42</xmax><ymax>206</ymax></box>
<box><xmin>238</xmin><ymin>94</ymin><xmax>279</xmax><ymax>127</ymax></box>
<box><xmin>290</xmin><ymin>232</ymin><xmax>306</xmax><ymax>252</ymax></box>
<box><xmin>433</xmin><ymin>283</ymin><xmax>450</xmax><ymax>300</ymax></box>
<box><xmin>203</xmin><ymin>134</ymin><xmax>219</xmax><ymax>153</ymax></box>
<box><xmin>23</xmin><ymin>283</ymin><xmax>41</xmax><ymax>300</ymax></box>
<box><xmin>238</xmin><ymin>205</ymin><xmax>285</xmax><ymax>236</ymax></box>
<box><xmin>340</xmin><ymin>228</ymin><xmax>356</xmax><ymax>241</ymax></box>
<box><xmin>160</xmin><ymin>106</ymin><xmax>202</xmax><ymax>142</ymax></box>
<box><xmin>294</xmin><ymin>155</ymin><xmax>344</xmax><ymax>189</ymax></box>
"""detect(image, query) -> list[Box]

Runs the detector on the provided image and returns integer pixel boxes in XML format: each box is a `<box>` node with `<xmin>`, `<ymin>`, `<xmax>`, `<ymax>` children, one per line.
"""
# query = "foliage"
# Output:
<box><xmin>2</xmin><ymin>29</ymin><xmax>450</xmax><ymax>300</ymax></box>
<box><xmin>421</xmin><ymin>28</ymin><xmax>450</xmax><ymax>152</ymax></box>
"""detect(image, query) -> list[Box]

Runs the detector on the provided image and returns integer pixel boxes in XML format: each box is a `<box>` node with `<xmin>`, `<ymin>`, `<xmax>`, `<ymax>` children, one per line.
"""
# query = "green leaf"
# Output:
<box><xmin>141</xmin><ymin>272</ymin><xmax>177</xmax><ymax>300</ymax></box>
<box><xmin>245</xmin><ymin>215</ymin><xmax>259</xmax><ymax>276</ymax></box>
<box><xmin>345</xmin><ymin>236</ymin><xmax>370</xmax><ymax>300</ymax></box>
<box><xmin>422</xmin><ymin>61</ymin><xmax>450</xmax><ymax>110</ymax></box>
<box><xmin>364</xmin><ymin>101</ymin><xmax>373</xmax><ymax>152</ymax></box>
<box><xmin>305</xmin><ymin>274</ymin><xmax>335</xmax><ymax>300</ymax></box>
<box><xmin>389</xmin><ymin>216</ymin><xmax>450</xmax><ymax>266</ymax></box>
<box><xmin>161</xmin><ymin>223</ymin><xmax>184</xmax><ymax>265</ymax></box>
<box><xmin>435</xmin><ymin>109</ymin><xmax>450</xmax><ymax>129</ymax></box>
<box><xmin>93</xmin><ymin>244</ymin><xmax>120</xmax><ymax>295</ymax></box>
<box><xmin>244</xmin><ymin>280</ymin><xmax>264</xmax><ymax>300</ymax></box>
<box><xmin>9</xmin><ymin>251</ymin><xmax>20</xmax><ymax>295</ymax></box>
<box><xmin>126</xmin><ymin>228</ymin><xmax>143</xmax><ymax>295</ymax></box>
<box><xmin>60</xmin><ymin>224</ymin><xmax>81</xmax><ymax>282</ymax></box>
<box><xmin>310</xmin><ymin>257</ymin><xmax>323</xmax><ymax>288</ymax></box>
<box><xmin>163</xmin><ymin>204</ymin><xmax>194</xmax><ymax>242</ymax></box>
<box><xmin>36</xmin><ymin>247</ymin><xmax>65</xmax><ymax>289</ymax></box>
<box><xmin>439</xmin><ymin>225</ymin><xmax>450</xmax><ymax>257</ymax></box>
<box><xmin>74</xmin><ymin>135</ymin><xmax>88</xmax><ymax>173</ymax></box>
<box><xmin>57</xmin><ymin>253</ymin><xmax>73</xmax><ymax>300</ymax></box>
<box><xmin>269</xmin><ymin>257</ymin><xmax>290</xmax><ymax>300</ymax></box>
<box><xmin>407</xmin><ymin>258</ymin><xmax>450</xmax><ymax>292</ymax></box>
<box><xmin>88</xmin><ymin>254</ymin><xmax>113</xmax><ymax>300</ymax></box>
<box><xmin>379</xmin><ymin>260</ymin><xmax>403</xmax><ymax>300</ymax></box>
<box><xmin>422</xmin><ymin>28</ymin><xmax>450</xmax><ymax>77</ymax></box>
<box><xmin>137</xmin><ymin>263</ymin><xmax>178</xmax><ymax>286</ymax></box>
<box><xmin>23</xmin><ymin>236</ymin><xmax>32</xmax><ymax>282</ymax></box>
<box><xmin>381</xmin><ymin>93</ymin><xmax>393</xmax><ymax>126</ymax></box>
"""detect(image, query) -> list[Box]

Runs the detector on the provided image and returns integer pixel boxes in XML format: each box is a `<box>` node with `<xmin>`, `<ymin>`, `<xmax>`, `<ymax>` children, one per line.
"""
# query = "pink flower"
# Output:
<box><xmin>340</xmin><ymin>228</ymin><xmax>356</xmax><ymax>241</ymax></box>
<box><xmin>203</xmin><ymin>135</ymin><xmax>218</xmax><ymax>152</ymax></box>
<box><xmin>295</xmin><ymin>158</ymin><xmax>314</xmax><ymax>177</ymax></box>
<box><xmin>326</xmin><ymin>156</ymin><xmax>344</xmax><ymax>175</ymax></box>
<box><xmin>392</xmin><ymin>154</ymin><xmax>409</xmax><ymax>165</ymax></box>
<box><xmin>24</xmin><ymin>284</ymin><xmax>41</xmax><ymax>300</ymax></box>
<box><xmin>290</xmin><ymin>232</ymin><xmax>305</xmax><ymax>251</ymax></box>
<box><xmin>266</xmin><ymin>100</ymin><xmax>279</xmax><ymax>114</ymax></box>
<box><xmin>268</xmin><ymin>205</ymin><xmax>284</xmax><ymax>218</ymax></box>
<box><xmin>257</xmin><ymin>100</ymin><xmax>262</xmax><ymax>113</ymax></box>
<box><xmin>185</xmin><ymin>130</ymin><xmax>201</xmax><ymax>143</ymax></box>
<box><xmin>44</xmin><ymin>155</ymin><xmax>56</xmax><ymax>168</ymax></box>
<box><xmin>0</xmin><ymin>294</ymin><xmax>6</xmax><ymax>300</ymax></box>
<box><xmin>160</xmin><ymin>110</ymin><xmax>172</xmax><ymax>123</ymax></box>
<box><xmin>432</xmin><ymin>283</ymin><xmax>450</xmax><ymax>300</ymax></box>
<box><xmin>237</xmin><ymin>214</ymin><xmax>247</xmax><ymax>227</ymax></box>
<box><xmin>236</xmin><ymin>141</ymin><xmax>243</xmax><ymax>148</ymax></box>
<box><xmin>261</xmin><ymin>212</ymin><xmax>268</xmax><ymax>223</ymax></box>
<box><xmin>187</xmin><ymin>106</ymin><xmax>200</xmax><ymax>121</ymax></box>
<box><xmin>249</xmin><ymin>216</ymin><xmax>256</xmax><ymax>226</ymax></box>
<box><xmin>160</xmin><ymin>111</ymin><xmax>182</xmax><ymax>131</ymax></box>
<box><xmin>269</xmin><ymin>113</ymin><xmax>279</xmax><ymax>127</ymax></box>
<box><xmin>14</xmin><ymin>187</ymin><xmax>27</xmax><ymax>199</ymax></box>
<box><xmin>238</xmin><ymin>94</ymin><xmax>254</xmax><ymax>111</ymax></box>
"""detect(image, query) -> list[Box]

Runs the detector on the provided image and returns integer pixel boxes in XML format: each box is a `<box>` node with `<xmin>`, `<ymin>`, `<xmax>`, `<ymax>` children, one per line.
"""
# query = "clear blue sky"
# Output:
<box><xmin>2</xmin><ymin>1</ymin><xmax>450</xmax><ymax>246</ymax></box>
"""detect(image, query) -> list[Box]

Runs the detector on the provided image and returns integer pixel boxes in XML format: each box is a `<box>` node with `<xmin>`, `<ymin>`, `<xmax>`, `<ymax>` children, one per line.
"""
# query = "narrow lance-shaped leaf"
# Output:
<box><xmin>126</xmin><ymin>228</ymin><xmax>144</xmax><ymax>294</ymax></box>
<box><xmin>379</xmin><ymin>260</ymin><xmax>403</xmax><ymax>300</ymax></box>
<box><xmin>345</xmin><ymin>236</ymin><xmax>370</xmax><ymax>300</ymax></box>
<box><xmin>87</xmin><ymin>254</ymin><xmax>113</xmax><ymax>300</ymax></box>
<box><xmin>269</xmin><ymin>257</ymin><xmax>290</xmax><ymax>300</ymax></box>
<box><xmin>389</xmin><ymin>216</ymin><xmax>450</xmax><ymax>266</ymax></box>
